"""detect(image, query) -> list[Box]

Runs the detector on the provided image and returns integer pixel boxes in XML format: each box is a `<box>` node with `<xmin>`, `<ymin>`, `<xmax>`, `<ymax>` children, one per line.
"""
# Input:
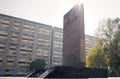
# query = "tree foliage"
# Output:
<box><xmin>29</xmin><ymin>59</ymin><xmax>46</xmax><ymax>71</ymax></box>
<box><xmin>108</xmin><ymin>23</ymin><xmax>120</xmax><ymax>76</ymax></box>
<box><xmin>86</xmin><ymin>39</ymin><xmax>108</xmax><ymax>68</ymax></box>
<box><xmin>86</xmin><ymin>18</ymin><xmax>120</xmax><ymax>76</ymax></box>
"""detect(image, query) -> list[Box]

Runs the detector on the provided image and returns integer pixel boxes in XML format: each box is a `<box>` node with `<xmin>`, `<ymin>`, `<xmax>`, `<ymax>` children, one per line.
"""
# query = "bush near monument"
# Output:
<box><xmin>29</xmin><ymin>59</ymin><xmax>46</xmax><ymax>71</ymax></box>
<box><xmin>86</xmin><ymin>18</ymin><xmax>120</xmax><ymax>77</ymax></box>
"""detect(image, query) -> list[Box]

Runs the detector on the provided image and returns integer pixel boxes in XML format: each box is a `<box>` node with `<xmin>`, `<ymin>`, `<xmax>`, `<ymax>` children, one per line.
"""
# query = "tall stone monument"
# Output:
<box><xmin>63</xmin><ymin>4</ymin><xmax>85</xmax><ymax>67</ymax></box>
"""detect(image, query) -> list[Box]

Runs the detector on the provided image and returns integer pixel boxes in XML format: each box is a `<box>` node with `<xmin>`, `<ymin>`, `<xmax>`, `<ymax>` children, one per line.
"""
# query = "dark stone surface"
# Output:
<box><xmin>63</xmin><ymin>4</ymin><xmax>85</xmax><ymax>67</ymax></box>
<box><xmin>45</xmin><ymin>66</ymin><xmax>108</xmax><ymax>78</ymax></box>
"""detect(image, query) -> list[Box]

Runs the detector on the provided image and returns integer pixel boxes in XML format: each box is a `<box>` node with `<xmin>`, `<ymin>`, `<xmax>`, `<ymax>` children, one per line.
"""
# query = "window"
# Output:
<box><xmin>0</xmin><ymin>42</ymin><xmax>5</xmax><ymax>52</ymax></box>
<box><xmin>18</xmin><ymin>57</ymin><xmax>30</xmax><ymax>68</ymax></box>
<box><xmin>54</xmin><ymin>51</ymin><xmax>59</xmax><ymax>54</ymax></box>
<box><xmin>23</xmin><ymin>25</ymin><xmax>35</xmax><ymax>33</ymax></box>
<box><xmin>7</xmin><ymin>61</ymin><xmax>14</xmax><ymax>67</ymax></box>
<box><xmin>38</xmin><ymin>28</ymin><xmax>51</xmax><ymax>36</ymax></box>
<box><xmin>54</xmin><ymin>41</ymin><xmax>62</xmax><ymax>48</ymax></box>
<box><xmin>0</xmin><ymin>30</ymin><xmax>7</xmax><ymax>36</ymax></box>
<box><xmin>9</xmin><ymin>50</ymin><xmax>16</xmax><ymax>54</ymax></box>
<box><xmin>36</xmin><ymin>48</ymin><xmax>49</xmax><ymax>58</ymax></box>
<box><xmin>54</xmin><ymin>34</ymin><xmax>59</xmax><ymax>38</ymax></box>
<box><xmin>37</xmin><ymin>48</ymin><xmax>42</xmax><ymax>53</ymax></box>
<box><xmin>54</xmin><ymin>54</ymin><xmax>59</xmax><ymax>58</ymax></box>
<box><xmin>5</xmin><ymin>69</ymin><xmax>14</xmax><ymax>75</ymax></box>
<box><xmin>54</xmin><ymin>44</ymin><xmax>60</xmax><ymax>48</ymax></box>
<box><xmin>7</xmin><ymin>56</ymin><xmax>15</xmax><ymax>62</ymax></box>
<box><xmin>22</xmin><ymin>34</ymin><xmax>34</xmax><ymax>42</ymax></box>
<box><xmin>36</xmin><ymin>53</ymin><xmax>42</xmax><ymax>57</ymax></box>
<box><xmin>11</xmin><ymin>32</ymin><xmax>19</xmax><ymax>42</ymax></box>
<box><xmin>37</xmin><ymin>38</ymin><xmax>50</xmax><ymax>47</ymax></box>
<box><xmin>17</xmin><ymin>70</ymin><xmax>25</xmax><ymax>75</ymax></box>
<box><xmin>20</xmin><ymin>45</ymin><xmax>33</xmax><ymax>55</ymax></box>
<box><xmin>43</xmin><ymin>49</ymin><xmax>49</xmax><ymax>53</ymax></box>
<box><xmin>22</xmin><ymin>34</ymin><xmax>34</xmax><ymax>44</ymax></box>
<box><xmin>0</xmin><ymin>30</ymin><xmax>7</xmax><ymax>41</ymax></box>
<box><xmin>13</xmin><ymin>21</ymin><xmax>20</xmax><ymax>30</ymax></box>
<box><xmin>54</xmin><ymin>41</ymin><xmax>60</xmax><ymax>44</ymax></box>
<box><xmin>18</xmin><ymin>57</ymin><xmax>26</xmax><ymax>63</ymax></box>
<box><xmin>9</xmin><ymin>44</ymin><xmax>17</xmax><ymax>54</ymax></box>
<box><xmin>1</xmin><ymin>19</ymin><xmax>10</xmax><ymax>28</ymax></box>
<box><xmin>43</xmin><ymin>53</ymin><xmax>48</xmax><ymax>57</ymax></box>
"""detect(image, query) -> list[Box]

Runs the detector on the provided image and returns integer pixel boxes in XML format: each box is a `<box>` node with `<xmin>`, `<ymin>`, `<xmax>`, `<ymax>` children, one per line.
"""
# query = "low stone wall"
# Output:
<box><xmin>45</xmin><ymin>66</ymin><xmax>108</xmax><ymax>78</ymax></box>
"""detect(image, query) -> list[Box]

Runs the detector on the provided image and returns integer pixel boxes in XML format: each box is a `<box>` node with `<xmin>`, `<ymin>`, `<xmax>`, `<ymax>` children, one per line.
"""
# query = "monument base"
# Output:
<box><xmin>40</xmin><ymin>66</ymin><xmax>108</xmax><ymax>78</ymax></box>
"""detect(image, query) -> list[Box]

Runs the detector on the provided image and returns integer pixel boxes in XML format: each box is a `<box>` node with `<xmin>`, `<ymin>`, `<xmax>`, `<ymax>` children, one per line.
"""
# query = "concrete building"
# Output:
<box><xmin>50</xmin><ymin>27</ymin><xmax>63</xmax><ymax>67</ymax></box>
<box><xmin>0</xmin><ymin>14</ymin><xmax>52</xmax><ymax>76</ymax></box>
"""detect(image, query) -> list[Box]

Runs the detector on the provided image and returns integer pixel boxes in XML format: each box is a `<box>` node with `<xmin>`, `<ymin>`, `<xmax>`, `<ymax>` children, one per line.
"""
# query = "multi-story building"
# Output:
<box><xmin>85</xmin><ymin>35</ymin><xmax>96</xmax><ymax>56</ymax></box>
<box><xmin>0</xmin><ymin>14</ymin><xmax>95</xmax><ymax>76</ymax></box>
<box><xmin>0</xmin><ymin>14</ymin><xmax>52</xmax><ymax>76</ymax></box>
<box><xmin>50</xmin><ymin>27</ymin><xmax>63</xmax><ymax>67</ymax></box>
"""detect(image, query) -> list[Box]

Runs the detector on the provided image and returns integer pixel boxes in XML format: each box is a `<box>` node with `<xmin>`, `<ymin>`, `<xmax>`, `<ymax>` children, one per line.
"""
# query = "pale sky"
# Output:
<box><xmin>0</xmin><ymin>0</ymin><xmax>120</xmax><ymax>36</ymax></box>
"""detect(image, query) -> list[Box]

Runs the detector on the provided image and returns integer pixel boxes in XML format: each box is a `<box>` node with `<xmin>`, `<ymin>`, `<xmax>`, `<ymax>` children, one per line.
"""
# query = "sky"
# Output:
<box><xmin>0</xmin><ymin>0</ymin><xmax>120</xmax><ymax>36</ymax></box>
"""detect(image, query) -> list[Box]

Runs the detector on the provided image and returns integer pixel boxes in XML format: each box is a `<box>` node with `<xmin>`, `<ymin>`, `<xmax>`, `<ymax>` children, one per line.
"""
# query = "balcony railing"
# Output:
<box><xmin>18</xmin><ymin>63</ymin><xmax>26</xmax><ymax>66</ymax></box>
<box><xmin>10</xmin><ymin>46</ymin><xmax>16</xmax><ymax>49</ymax></box>
<box><xmin>5</xmin><ymin>71</ymin><xmax>12</xmax><ymax>74</ymax></box>
<box><xmin>19</xmin><ymin>59</ymin><xmax>26</xmax><ymax>62</ymax></box>
<box><xmin>17</xmin><ymin>72</ymin><xmax>25</xmax><ymax>75</ymax></box>
<box><xmin>7</xmin><ymin>58</ymin><xmax>15</xmax><ymax>61</ymax></box>
<box><xmin>0</xmin><ymin>32</ymin><xmax>7</xmax><ymax>35</ymax></box>
<box><xmin>7</xmin><ymin>63</ymin><xmax>14</xmax><ymax>67</ymax></box>
<box><xmin>0</xmin><ymin>58</ymin><xmax>2</xmax><ymax>60</ymax></box>
<box><xmin>0</xmin><ymin>36</ymin><xmax>7</xmax><ymax>39</ymax></box>
<box><xmin>0</xmin><ymin>44</ymin><xmax>5</xmax><ymax>47</ymax></box>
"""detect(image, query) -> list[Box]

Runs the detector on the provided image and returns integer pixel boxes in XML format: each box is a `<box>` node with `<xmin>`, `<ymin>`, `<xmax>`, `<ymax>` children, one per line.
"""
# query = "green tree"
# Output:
<box><xmin>108</xmin><ymin>22</ymin><xmax>120</xmax><ymax>76</ymax></box>
<box><xmin>86</xmin><ymin>18</ymin><xmax>120</xmax><ymax>76</ymax></box>
<box><xmin>86</xmin><ymin>39</ymin><xmax>108</xmax><ymax>68</ymax></box>
<box><xmin>29</xmin><ymin>59</ymin><xmax>46</xmax><ymax>71</ymax></box>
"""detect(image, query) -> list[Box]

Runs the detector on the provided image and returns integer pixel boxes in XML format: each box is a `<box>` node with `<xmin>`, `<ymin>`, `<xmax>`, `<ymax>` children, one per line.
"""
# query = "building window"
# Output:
<box><xmin>22</xmin><ymin>34</ymin><xmax>34</xmax><ymax>44</ymax></box>
<box><xmin>0</xmin><ymin>42</ymin><xmax>5</xmax><ymax>52</ymax></box>
<box><xmin>6</xmin><ymin>61</ymin><xmax>14</xmax><ymax>67</ymax></box>
<box><xmin>53</xmin><ymin>41</ymin><xmax>63</xmax><ymax>49</ymax></box>
<box><xmin>23</xmin><ymin>25</ymin><xmax>35</xmax><ymax>33</ymax></box>
<box><xmin>0</xmin><ymin>30</ymin><xmax>7</xmax><ymax>41</ymax></box>
<box><xmin>38</xmin><ymin>28</ymin><xmax>51</xmax><ymax>36</ymax></box>
<box><xmin>5</xmin><ymin>69</ymin><xmax>14</xmax><ymax>75</ymax></box>
<box><xmin>13</xmin><ymin>21</ymin><xmax>20</xmax><ymax>30</ymax></box>
<box><xmin>9</xmin><ymin>44</ymin><xmax>17</xmax><ymax>54</ymax></box>
<box><xmin>18</xmin><ymin>57</ymin><xmax>30</xmax><ymax>69</ymax></box>
<box><xmin>0</xmin><ymin>19</ymin><xmax>10</xmax><ymax>28</ymax></box>
<box><xmin>7</xmin><ymin>56</ymin><xmax>15</xmax><ymax>62</ymax></box>
<box><xmin>11</xmin><ymin>32</ymin><xmax>19</xmax><ymax>43</ymax></box>
<box><xmin>37</xmin><ymin>38</ymin><xmax>50</xmax><ymax>47</ymax></box>
<box><xmin>54</xmin><ymin>31</ymin><xmax>63</xmax><ymax>39</ymax></box>
<box><xmin>18</xmin><ymin>57</ymin><xmax>26</xmax><ymax>64</ymax></box>
<box><xmin>20</xmin><ymin>45</ymin><xmax>33</xmax><ymax>56</ymax></box>
<box><xmin>17</xmin><ymin>70</ymin><xmax>25</xmax><ymax>75</ymax></box>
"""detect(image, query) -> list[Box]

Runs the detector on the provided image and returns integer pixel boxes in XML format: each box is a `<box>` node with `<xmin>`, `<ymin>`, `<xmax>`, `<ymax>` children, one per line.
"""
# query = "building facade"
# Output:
<box><xmin>50</xmin><ymin>27</ymin><xmax>63</xmax><ymax>67</ymax></box>
<box><xmin>0</xmin><ymin>14</ymin><xmax>52</xmax><ymax>76</ymax></box>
